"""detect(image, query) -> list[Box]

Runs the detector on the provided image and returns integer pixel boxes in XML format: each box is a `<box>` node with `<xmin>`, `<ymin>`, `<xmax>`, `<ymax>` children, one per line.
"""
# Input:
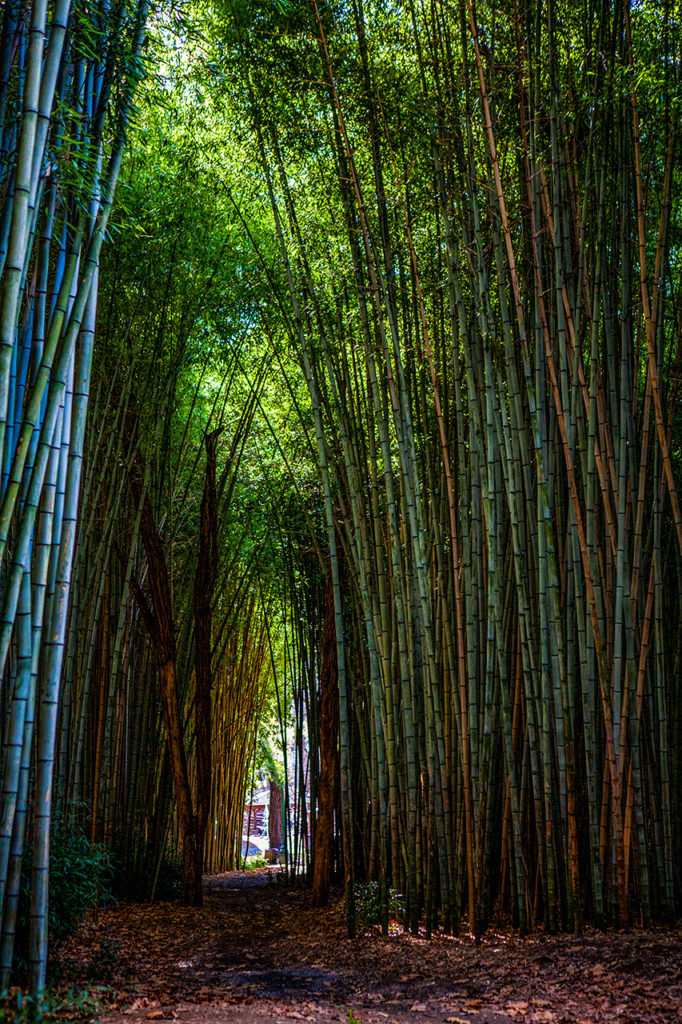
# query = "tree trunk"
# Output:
<box><xmin>132</xmin><ymin>483</ymin><xmax>197</xmax><ymax>904</ymax></box>
<box><xmin>269</xmin><ymin>778</ymin><xmax>283</xmax><ymax>851</ymax></box>
<box><xmin>193</xmin><ymin>428</ymin><xmax>221</xmax><ymax>898</ymax></box>
<box><xmin>181</xmin><ymin>817</ymin><xmax>202</xmax><ymax>905</ymax></box>
<box><xmin>311</xmin><ymin>568</ymin><xmax>339</xmax><ymax>906</ymax></box>
<box><xmin>131</xmin><ymin>427</ymin><xmax>221</xmax><ymax>907</ymax></box>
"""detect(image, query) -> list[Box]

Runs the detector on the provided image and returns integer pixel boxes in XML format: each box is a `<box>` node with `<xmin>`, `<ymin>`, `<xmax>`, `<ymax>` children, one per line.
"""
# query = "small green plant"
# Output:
<box><xmin>242</xmin><ymin>854</ymin><xmax>268</xmax><ymax>871</ymax></box>
<box><xmin>347</xmin><ymin>1008</ymin><xmax>360</xmax><ymax>1024</ymax></box>
<box><xmin>44</xmin><ymin>826</ymin><xmax>114</xmax><ymax>943</ymax></box>
<box><xmin>353</xmin><ymin>881</ymin><xmax>404</xmax><ymax>932</ymax></box>
<box><xmin>12</xmin><ymin>818</ymin><xmax>114</xmax><ymax>977</ymax></box>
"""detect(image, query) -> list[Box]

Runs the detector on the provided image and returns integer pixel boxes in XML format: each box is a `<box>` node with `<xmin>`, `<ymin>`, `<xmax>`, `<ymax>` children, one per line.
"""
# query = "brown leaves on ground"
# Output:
<box><xmin>54</xmin><ymin>870</ymin><xmax>682</xmax><ymax>1024</ymax></box>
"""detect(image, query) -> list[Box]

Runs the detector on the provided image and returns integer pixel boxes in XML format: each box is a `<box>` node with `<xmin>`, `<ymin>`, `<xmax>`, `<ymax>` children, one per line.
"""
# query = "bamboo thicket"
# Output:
<box><xmin>0</xmin><ymin>0</ymin><xmax>148</xmax><ymax>992</ymax></box>
<box><xmin>218</xmin><ymin>0</ymin><xmax>682</xmax><ymax>933</ymax></box>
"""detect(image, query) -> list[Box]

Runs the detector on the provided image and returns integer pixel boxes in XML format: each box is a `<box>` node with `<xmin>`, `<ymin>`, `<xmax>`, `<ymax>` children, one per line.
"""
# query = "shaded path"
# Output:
<box><xmin>57</xmin><ymin>871</ymin><xmax>682</xmax><ymax>1023</ymax></box>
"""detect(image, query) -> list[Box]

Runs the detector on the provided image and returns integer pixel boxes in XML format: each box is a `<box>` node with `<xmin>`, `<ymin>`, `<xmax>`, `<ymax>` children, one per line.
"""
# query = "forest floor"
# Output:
<box><xmin>54</xmin><ymin>870</ymin><xmax>682</xmax><ymax>1024</ymax></box>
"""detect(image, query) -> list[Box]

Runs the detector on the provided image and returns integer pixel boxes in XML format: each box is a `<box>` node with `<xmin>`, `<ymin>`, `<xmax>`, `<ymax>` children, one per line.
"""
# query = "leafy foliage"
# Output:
<box><xmin>353</xmin><ymin>882</ymin><xmax>404</xmax><ymax>933</ymax></box>
<box><xmin>13</xmin><ymin>821</ymin><xmax>113</xmax><ymax>974</ymax></box>
<box><xmin>243</xmin><ymin>855</ymin><xmax>269</xmax><ymax>871</ymax></box>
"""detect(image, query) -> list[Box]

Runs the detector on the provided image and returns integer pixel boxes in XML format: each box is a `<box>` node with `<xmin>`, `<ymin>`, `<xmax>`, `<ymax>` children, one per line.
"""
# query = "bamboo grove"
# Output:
<box><xmin>0</xmin><ymin>0</ymin><xmax>149</xmax><ymax>993</ymax></box>
<box><xmin>213</xmin><ymin>0</ymin><xmax>682</xmax><ymax>934</ymax></box>
<box><xmin>3</xmin><ymin>0</ymin><xmax>682</xmax><ymax>996</ymax></box>
<box><xmin>0</xmin><ymin>1</ymin><xmax>304</xmax><ymax>989</ymax></box>
<box><xmin>44</xmin><ymin>83</ymin><xmax>282</xmax><ymax>907</ymax></box>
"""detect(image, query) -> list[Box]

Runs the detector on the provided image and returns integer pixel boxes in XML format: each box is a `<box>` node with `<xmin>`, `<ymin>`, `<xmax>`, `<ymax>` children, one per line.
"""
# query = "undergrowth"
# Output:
<box><xmin>353</xmin><ymin>881</ymin><xmax>404</xmax><ymax>932</ymax></box>
<box><xmin>0</xmin><ymin>986</ymin><xmax>108</xmax><ymax>1024</ymax></box>
<box><xmin>12</xmin><ymin>818</ymin><xmax>113</xmax><ymax>980</ymax></box>
<box><xmin>242</xmin><ymin>854</ymin><xmax>268</xmax><ymax>871</ymax></box>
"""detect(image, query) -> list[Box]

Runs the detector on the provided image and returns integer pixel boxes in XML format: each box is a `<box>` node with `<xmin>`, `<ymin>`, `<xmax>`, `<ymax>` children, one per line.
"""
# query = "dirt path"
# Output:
<box><xmin>56</xmin><ymin>871</ymin><xmax>682</xmax><ymax>1024</ymax></box>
